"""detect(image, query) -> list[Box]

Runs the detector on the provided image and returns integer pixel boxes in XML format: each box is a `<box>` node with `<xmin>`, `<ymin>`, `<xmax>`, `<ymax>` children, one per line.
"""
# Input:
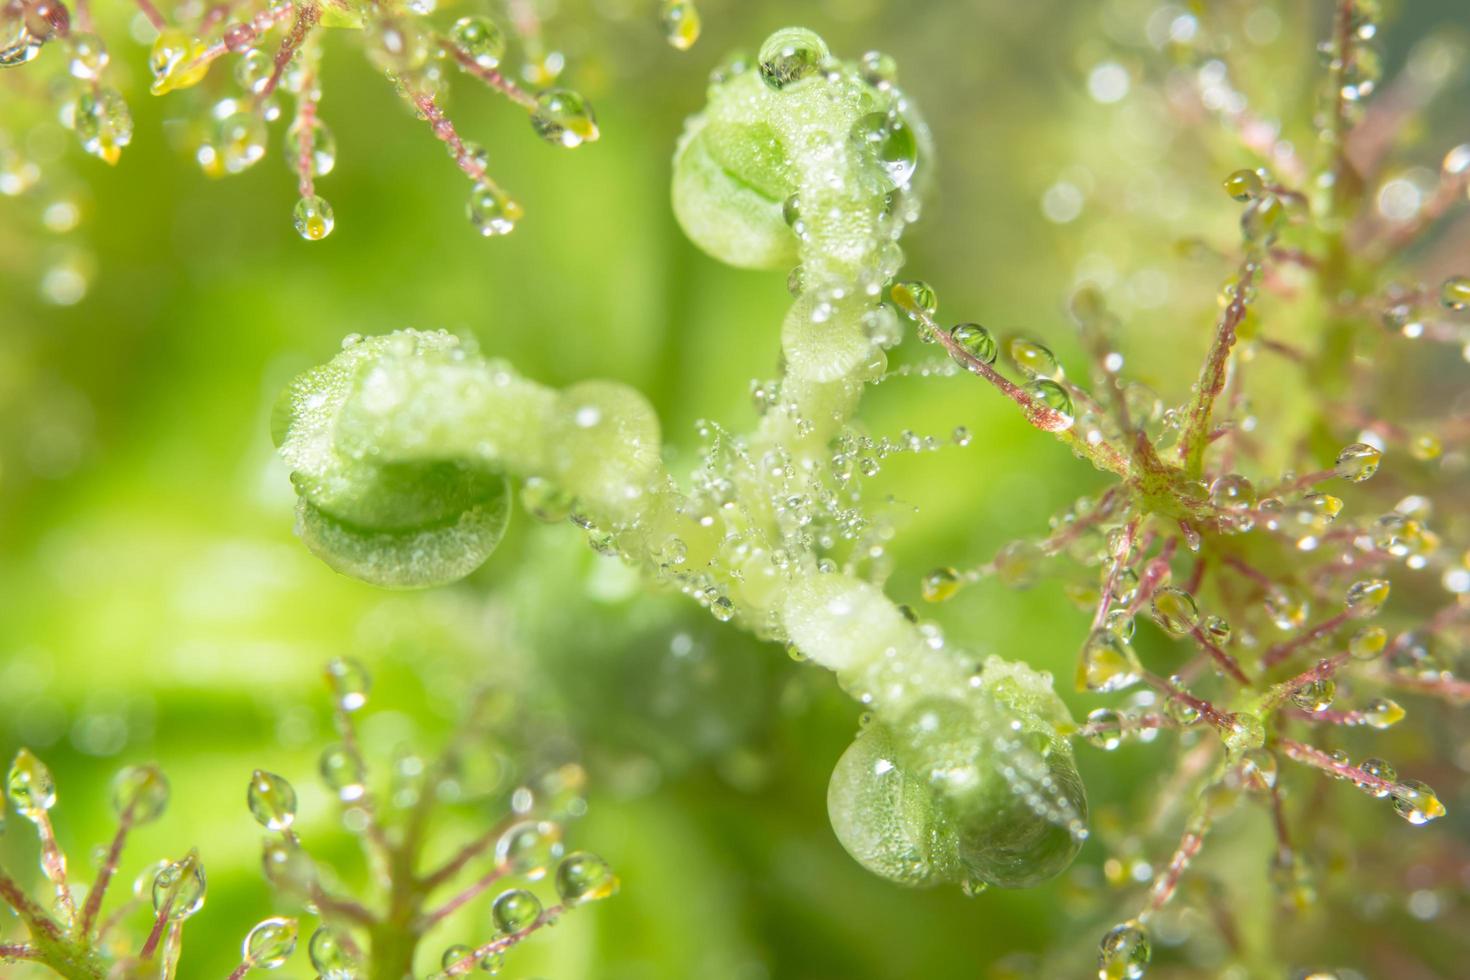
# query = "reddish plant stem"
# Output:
<box><xmin>1040</xmin><ymin>486</ymin><xmax>1121</xmax><ymax>559</ymax></box>
<box><xmin>0</xmin><ymin>944</ymin><xmax>39</xmax><ymax>961</ymax></box>
<box><xmin>1145</xmin><ymin>671</ymin><xmax>1230</xmax><ymax>730</ymax></box>
<box><xmin>0</xmin><ymin>868</ymin><xmax>62</xmax><ymax>941</ymax></box>
<box><xmin>279</xmin><ymin>830</ymin><xmax>376</xmax><ymax>929</ymax></box>
<box><xmin>920</xmin><ymin>310</ymin><xmax>1131</xmax><ymax>477</ymax></box>
<box><xmin>1262</xmin><ymin>652</ymin><xmax>1350</xmax><ymax>711</ymax></box>
<box><xmin>420</xmin><ymin>862</ymin><xmax>507</xmax><ymax>928</ymax></box>
<box><xmin>1222</xmin><ymin>554</ymin><xmax>1274</xmax><ymax>589</ymax></box>
<box><xmin>293</xmin><ymin>69</ymin><xmax>319</xmax><ymax>199</ymax></box>
<box><xmin>439</xmin><ymin>906</ymin><xmax>562</xmax><ymax>978</ymax></box>
<box><xmin>1378</xmin><ymin>671</ymin><xmax>1470</xmax><ymax>705</ymax></box>
<box><xmin>1187</xmin><ymin>624</ymin><xmax>1252</xmax><ymax>686</ymax></box>
<box><xmin>1078</xmin><ymin>713</ymin><xmax>1173</xmax><ymax>738</ymax></box>
<box><xmin>441</xmin><ymin>40</ymin><xmax>537</xmax><ymax>109</ymax></box>
<box><xmin>133</xmin><ymin>0</ymin><xmax>166</xmax><ymax>31</ymax></box>
<box><xmin>258</xmin><ymin>1</ymin><xmax>317</xmax><ymax>101</ymax></box>
<box><xmin>1146</xmin><ymin>816</ymin><xmax>1210</xmax><ymax>914</ymax></box>
<box><xmin>1090</xmin><ymin>515</ymin><xmax>1140</xmax><ymax>631</ymax></box>
<box><xmin>410</xmin><ymin>90</ymin><xmax>492</xmax><ymax>185</ymax></box>
<box><xmin>138</xmin><ymin>893</ymin><xmax>173</xmax><ymax>960</ymax></box>
<box><xmin>327</xmin><ymin>702</ymin><xmax>393</xmax><ymax>865</ymax></box>
<box><xmin>1184</xmin><ymin>557</ymin><xmax>1206</xmax><ymax>596</ymax></box>
<box><xmin>1125</xmin><ymin>537</ymin><xmax>1179</xmax><ymax>616</ymax></box>
<box><xmin>1268</xmin><ymin>780</ymin><xmax>1293</xmax><ymax>864</ymax></box>
<box><xmin>1277</xmin><ymin>737</ymin><xmax>1402</xmax><ymax>796</ymax></box>
<box><xmin>80</xmin><ymin>807</ymin><xmax>134</xmax><ymax>936</ymax></box>
<box><xmin>1261</xmin><ymin>613</ymin><xmax>1352</xmax><ymax>670</ymax></box>
<box><xmin>1282</xmin><ymin>706</ymin><xmax>1364</xmax><ymax>726</ymax></box>
<box><xmin>421</xmin><ymin>812</ymin><xmax>518</xmax><ymax>890</ymax></box>
<box><xmin>1179</xmin><ymin>259</ymin><xmax>1260</xmax><ymax>478</ymax></box>
<box><xmin>32</xmin><ymin>811</ymin><xmax>75</xmax><ymax>927</ymax></box>
<box><xmin>188</xmin><ymin>1</ymin><xmax>294</xmax><ymax>74</ymax></box>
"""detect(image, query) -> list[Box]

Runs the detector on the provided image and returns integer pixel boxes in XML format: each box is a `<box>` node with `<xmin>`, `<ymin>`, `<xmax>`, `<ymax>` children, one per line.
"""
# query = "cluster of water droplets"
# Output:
<box><xmin>0</xmin><ymin>0</ymin><xmax>611</xmax><ymax>240</ymax></box>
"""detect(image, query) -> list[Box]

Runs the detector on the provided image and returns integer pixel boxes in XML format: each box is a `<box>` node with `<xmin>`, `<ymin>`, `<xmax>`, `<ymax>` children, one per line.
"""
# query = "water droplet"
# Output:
<box><xmin>149</xmin><ymin>29</ymin><xmax>210</xmax><ymax>95</ymax></box>
<box><xmin>949</xmin><ymin>323</ymin><xmax>997</xmax><ymax>365</ymax></box>
<box><xmin>1238</xmin><ymin>747</ymin><xmax>1278</xmax><ymax>791</ymax></box>
<box><xmin>757</xmin><ymin>27</ymin><xmax>828</xmax><ymax>90</ymax></box>
<box><xmin>1240</xmin><ymin>193</ymin><xmax>1285</xmax><ymax>243</ymax></box>
<box><xmin>293</xmin><ymin>195</ymin><xmax>335</xmax><ymax>241</ymax></box>
<box><xmin>243</xmin><ymin>916</ymin><xmax>298</xmax><ymax>969</ymax></box>
<box><xmin>1150</xmin><ymin>587</ymin><xmax>1199</xmax><ymax>636</ymax></box>
<box><xmin>555</xmin><ymin>850</ymin><xmax>619</xmax><ymax>905</ymax></box>
<box><xmin>285</xmin><ymin>120</ymin><xmax>337</xmax><ymax>178</ymax></box>
<box><xmin>530</xmin><ymin>89</ymin><xmax>598</xmax><ymax>148</ymax></box>
<box><xmin>859</xmin><ymin>50</ymin><xmax>897</xmax><ymax>86</ymax></box>
<box><xmin>1344</xmin><ymin>578</ymin><xmax>1390</xmax><ymax>617</ymax></box>
<box><xmin>307</xmin><ymin>925</ymin><xmax>359</xmax><ymax>977</ymax></box>
<box><xmin>1264</xmin><ymin>587</ymin><xmax>1308</xmax><ymax>630</ymax></box>
<box><xmin>710</xmin><ymin>595</ymin><xmax>736</xmax><ymax>621</ymax></box>
<box><xmin>449</xmin><ymin>15</ymin><xmax>506</xmax><ymax>70</ymax></box>
<box><xmin>1440</xmin><ymin>275</ymin><xmax>1470</xmax><ymax>311</ymax></box>
<box><xmin>1349</xmin><ymin>625</ymin><xmax>1386</xmax><ymax>660</ymax></box>
<box><xmin>68</xmin><ymin>31</ymin><xmax>108</xmax><ymax>79</ymax></box>
<box><xmin>851</xmin><ymin>111</ymin><xmax>918</xmax><ymax>188</ymax></box>
<box><xmin>111</xmin><ymin>764</ymin><xmax>169</xmax><ymax>824</ymax></box>
<box><xmin>889</xmin><ymin>279</ymin><xmax>937</xmax><ymax>321</ymax></box>
<box><xmin>152</xmin><ymin>851</ymin><xmax>206</xmax><ymax>920</ymax></box>
<box><xmin>921</xmin><ymin>567</ymin><xmax>960</xmax><ymax>603</ymax></box>
<box><xmin>1222</xmin><ymin>168</ymin><xmax>1265</xmax><ymax>202</ymax></box>
<box><xmin>1204</xmin><ymin>616</ymin><xmax>1231</xmax><ymax>643</ymax></box>
<box><xmin>1334</xmin><ymin>443</ymin><xmax>1382</xmax><ymax>482</ymax></box>
<box><xmin>1077</xmin><ymin>631</ymin><xmax>1142</xmax><ymax>693</ymax></box>
<box><xmin>72</xmin><ymin>87</ymin><xmax>131</xmax><ymax>165</ymax></box>
<box><xmin>1223</xmin><ymin>713</ymin><xmax>1265</xmax><ymax>755</ymax></box>
<box><xmin>1</xmin><ymin>16</ymin><xmax>42</xmax><ymax>67</ymax></box>
<box><xmin>1358</xmin><ymin>757</ymin><xmax>1396</xmax><ymax>797</ymax></box>
<box><xmin>496</xmin><ymin>820</ymin><xmax>564</xmax><ymax>881</ymax></box>
<box><xmin>659</xmin><ymin>0</ymin><xmax>701</xmax><ymax>51</ymax></box>
<box><xmin>1085</xmin><ymin>708</ymin><xmax>1123</xmax><ymax>751</ymax></box>
<box><xmin>247</xmin><ymin>770</ymin><xmax>298</xmax><ymax>831</ymax></box>
<box><xmin>319</xmin><ymin>744</ymin><xmax>366</xmax><ymax>802</ymax></box>
<box><xmin>325</xmin><ymin>657</ymin><xmax>370</xmax><ymax>711</ymax></box>
<box><xmin>1289</xmin><ymin>678</ymin><xmax>1335</xmax><ymax>713</ymax></box>
<box><xmin>7</xmin><ymin>748</ymin><xmax>56</xmax><ymax>820</ymax></box>
<box><xmin>1007</xmin><ymin>337</ymin><xmax>1062</xmax><ymax>379</ymax></box>
<box><xmin>1363</xmin><ymin>697</ymin><xmax>1404</xmax><ymax>729</ymax></box>
<box><xmin>1391</xmin><ymin>779</ymin><xmax>1446</xmax><ymax>825</ymax></box>
<box><xmin>467</xmin><ymin>181</ymin><xmax>523</xmax><ymax>237</ymax></box>
<box><xmin>1097</xmin><ymin>920</ymin><xmax>1150</xmax><ymax>979</ymax></box>
<box><xmin>1024</xmin><ymin>379</ymin><xmax>1075</xmax><ymax>428</ymax></box>
<box><xmin>1165</xmin><ymin>695</ymin><xmax>1199</xmax><ymax>727</ymax></box>
<box><xmin>491</xmin><ymin>888</ymin><xmax>543</xmax><ymax>933</ymax></box>
<box><xmin>442</xmin><ymin>945</ymin><xmax>474</xmax><ymax>971</ymax></box>
<box><xmin>1210</xmin><ymin>474</ymin><xmax>1257</xmax><ymax>511</ymax></box>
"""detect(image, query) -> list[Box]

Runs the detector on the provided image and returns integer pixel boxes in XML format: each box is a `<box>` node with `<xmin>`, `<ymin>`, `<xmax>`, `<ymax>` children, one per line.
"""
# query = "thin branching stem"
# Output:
<box><xmin>1179</xmin><ymin>259</ymin><xmax>1260</xmax><ymax>478</ymax></box>
<box><xmin>79</xmin><ymin>805</ymin><xmax>134</xmax><ymax>937</ymax></box>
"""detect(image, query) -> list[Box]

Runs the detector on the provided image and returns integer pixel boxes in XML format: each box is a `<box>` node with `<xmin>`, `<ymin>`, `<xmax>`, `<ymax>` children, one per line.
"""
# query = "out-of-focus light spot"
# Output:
<box><xmin>42</xmin><ymin>199</ymin><xmax>79</xmax><ymax>233</ymax></box>
<box><xmin>1443</xmin><ymin>143</ymin><xmax>1470</xmax><ymax>176</ymax></box>
<box><xmin>1088</xmin><ymin>61</ymin><xmax>1130</xmax><ymax>103</ymax></box>
<box><xmin>41</xmin><ymin>264</ymin><xmax>88</xmax><ymax>305</ymax></box>
<box><xmin>1377</xmin><ymin>177</ymin><xmax>1423</xmax><ymax>222</ymax></box>
<box><xmin>1407</xmin><ymin>889</ymin><xmax>1441</xmax><ymax>921</ymax></box>
<box><xmin>1042</xmin><ymin>181</ymin><xmax>1084</xmax><ymax>223</ymax></box>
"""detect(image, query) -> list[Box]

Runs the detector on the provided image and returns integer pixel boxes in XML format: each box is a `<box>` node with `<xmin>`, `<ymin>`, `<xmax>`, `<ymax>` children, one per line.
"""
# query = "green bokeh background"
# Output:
<box><xmin>2</xmin><ymin>1</ymin><xmax>1467</xmax><ymax>977</ymax></box>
